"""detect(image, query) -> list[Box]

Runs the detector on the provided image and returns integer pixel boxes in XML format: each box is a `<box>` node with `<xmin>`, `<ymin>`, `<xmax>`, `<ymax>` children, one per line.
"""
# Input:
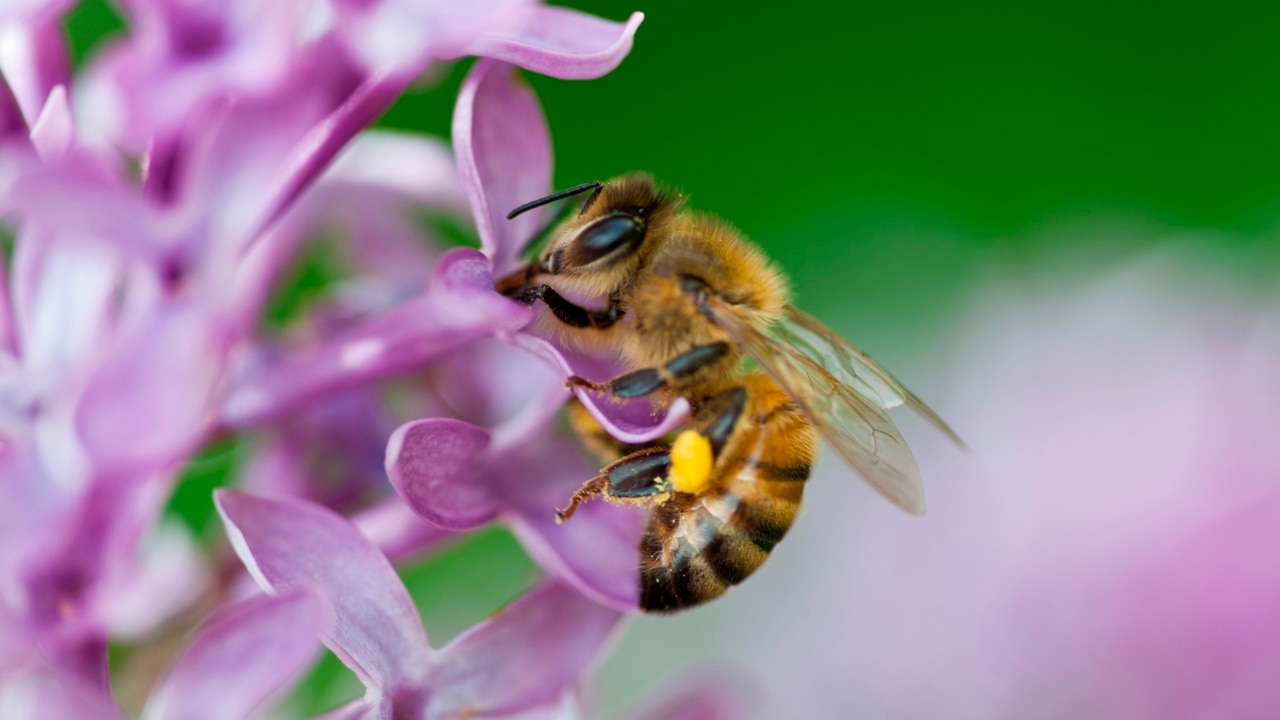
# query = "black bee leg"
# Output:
<box><xmin>504</xmin><ymin>284</ymin><xmax>625</xmax><ymax>330</ymax></box>
<box><xmin>556</xmin><ymin>446</ymin><xmax>673</xmax><ymax>523</ymax></box>
<box><xmin>566</xmin><ymin>342</ymin><xmax>731</xmax><ymax>399</ymax></box>
<box><xmin>693</xmin><ymin>386</ymin><xmax>749</xmax><ymax>456</ymax></box>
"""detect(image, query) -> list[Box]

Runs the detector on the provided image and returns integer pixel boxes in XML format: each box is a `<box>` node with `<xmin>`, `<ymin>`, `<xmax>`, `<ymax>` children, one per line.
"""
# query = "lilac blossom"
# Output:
<box><xmin>216</xmin><ymin>489</ymin><xmax>625</xmax><ymax>718</ymax></box>
<box><xmin>0</xmin><ymin>590</ymin><xmax>326</xmax><ymax>720</ymax></box>
<box><xmin>1</xmin><ymin>0</ymin><xmax>647</xmax><ymax>708</ymax></box>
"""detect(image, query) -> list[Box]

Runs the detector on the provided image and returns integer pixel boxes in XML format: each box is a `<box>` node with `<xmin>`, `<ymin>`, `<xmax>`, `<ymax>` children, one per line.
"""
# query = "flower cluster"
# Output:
<box><xmin>0</xmin><ymin>1</ymin><xmax>722</xmax><ymax>717</ymax></box>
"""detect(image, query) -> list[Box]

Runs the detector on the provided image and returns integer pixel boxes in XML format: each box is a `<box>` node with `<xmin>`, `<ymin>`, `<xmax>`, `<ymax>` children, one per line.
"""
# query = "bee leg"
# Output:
<box><xmin>693</xmin><ymin>386</ymin><xmax>749</xmax><ymax>456</ymax></box>
<box><xmin>556</xmin><ymin>446</ymin><xmax>673</xmax><ymax>523</ymax></box>
<box><xmin>566</xmin><ymin>342</ymin><xmax>732</xmax><ymax>399</ymax></box>
<box><xmin>505</xmin><ymin>284</ymin><xmax>625</xmax><ymax>330</ymax></box>
<box><xmin>555</xmin><ymin>474</ymin><xmax>608</xmax><ymax>523</ymax></box>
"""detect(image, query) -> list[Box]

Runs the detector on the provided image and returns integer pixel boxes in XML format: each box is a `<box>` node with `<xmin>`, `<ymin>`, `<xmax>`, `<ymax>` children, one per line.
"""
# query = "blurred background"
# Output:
<box><xmin>65</xmin><ymin>0</ymin><xmax>1280</xmax><ymax>716</ymax></box>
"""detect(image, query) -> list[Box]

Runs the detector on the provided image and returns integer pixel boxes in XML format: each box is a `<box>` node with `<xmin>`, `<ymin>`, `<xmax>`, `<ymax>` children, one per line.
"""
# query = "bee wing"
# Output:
<box><xmin>780</xmin><ymin>307</ymin><xmax>964</xmax><ymax>447</ymax></box>
<box><xmin>703</xmin><ymin>300</ymin><xmax>957</xmax><ymax>515</ymax></box>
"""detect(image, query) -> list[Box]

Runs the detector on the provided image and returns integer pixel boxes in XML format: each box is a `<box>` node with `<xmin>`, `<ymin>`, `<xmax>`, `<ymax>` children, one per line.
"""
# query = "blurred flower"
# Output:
<box><xmin>680</xmin><ymin>254</ymin><xmax>1280</xmax><ymax>718</ymax></box>
<box><xmin>0</xmin><ymin>0</ymin><xmax>645</xmax><ymax>710</ymax></box>
<box><xmin>216</xmin><ymin>490</ymin><xmax>624</xmax><ymax>718</ymax></box>
<box><xmin>0</xmin><ymin>590</ymin><xmax>326</xmax><ymax>720</ymax></box>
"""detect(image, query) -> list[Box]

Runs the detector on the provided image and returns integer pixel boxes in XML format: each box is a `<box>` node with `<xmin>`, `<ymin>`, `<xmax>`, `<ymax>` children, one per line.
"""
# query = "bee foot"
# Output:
<box><xmin>565</xmin><ymin>375</ymin><xmax>609</xmax><ymax>393</ymax></box>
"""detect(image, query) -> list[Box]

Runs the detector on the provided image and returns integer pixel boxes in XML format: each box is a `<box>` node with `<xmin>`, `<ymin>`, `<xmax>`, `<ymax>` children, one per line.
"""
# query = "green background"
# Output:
<box><xmin>64</xmin><ymin>0</ymin><xmax>1280</xmax><ymax>715</ymax></box>
<box><xmin>382</xmin><ymin>0</ymin><xmax>1280</xmax><ymax>346</ymax></box>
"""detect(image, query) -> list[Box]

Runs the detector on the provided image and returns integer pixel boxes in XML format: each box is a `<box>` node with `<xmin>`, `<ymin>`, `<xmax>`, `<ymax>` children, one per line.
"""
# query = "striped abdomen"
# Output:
<box><xmin>639</xmin><ymin>373</ymin><xmax>818</xmax><ymax>612</ymax></box>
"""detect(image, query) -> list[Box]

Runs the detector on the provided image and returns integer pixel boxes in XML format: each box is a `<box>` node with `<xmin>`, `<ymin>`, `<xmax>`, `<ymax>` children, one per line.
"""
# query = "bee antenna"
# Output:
<box><xmin>506</xmin><ymin>182</ymin><xmax>603</xmax><ymax>220</ymax></box>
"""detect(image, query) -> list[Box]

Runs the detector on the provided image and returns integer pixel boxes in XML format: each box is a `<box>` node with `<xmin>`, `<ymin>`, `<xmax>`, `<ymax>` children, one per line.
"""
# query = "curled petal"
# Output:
<box><xmin>142</xmin><ymin>591</ymin><xmax>327</xmax><ymax>720</ymax></box>
<box><xmin>387</xmin><ymin>418</ymin><xmax>500</xmax><ymax>531</ymax></box>
<box><xmin>512</xmin><ymin>334</ymin><xmax>691</xmax><ymax>443</ymax></box>
<box><xmin>221</xmin><ymin>248</ymin><xmax>533</xmax><ymax>427</ymax></box>
<box><xmin>428</xmin><ymin>580</ymin><xmax>625</xmax><ymax>718</ymax></box>
<box><xmin>453</xmin><ymin>59</ymin><xmax>552</xmax><ymax>276</ymax></box>
<box><xmin>215</xmin><ymin>490</ymin><xmax>433</xmax><ymax>690</ymax></box>
<box><xmin>331</xmin><ymin>0</ymin><xmax>530</xmax><ymax>73</ymax></box>
<box><xmin>462</xmin><ymin>8</ymin><xmax>645</xmax><ymax>81</ymax></box>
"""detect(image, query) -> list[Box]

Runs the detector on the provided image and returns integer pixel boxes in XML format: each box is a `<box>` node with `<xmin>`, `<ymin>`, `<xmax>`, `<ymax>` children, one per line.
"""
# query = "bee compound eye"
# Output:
<box><xmin>567</xmin><ymin>213</ymin><xmax>644</xmax><ymax>266</ymax></box>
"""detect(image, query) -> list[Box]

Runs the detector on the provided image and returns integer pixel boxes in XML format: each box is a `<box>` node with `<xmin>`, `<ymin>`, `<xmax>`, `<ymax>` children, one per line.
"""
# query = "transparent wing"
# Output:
<box><xmin>778</xmin><ymin>307</ymin><xmax>965</xmax><ymax>446</ymax></box>
<box><xmin>703</xmin><ymin>299</ymin><xmax>961</xmax><ymax>515</ymax></box>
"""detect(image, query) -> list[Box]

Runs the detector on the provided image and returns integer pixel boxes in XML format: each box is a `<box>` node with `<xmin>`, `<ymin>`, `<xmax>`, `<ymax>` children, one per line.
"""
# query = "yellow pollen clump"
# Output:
<box><xmin>668</xmin><ymin>430</ymin><xmax>714</xmax><ymax>495</ymax></box>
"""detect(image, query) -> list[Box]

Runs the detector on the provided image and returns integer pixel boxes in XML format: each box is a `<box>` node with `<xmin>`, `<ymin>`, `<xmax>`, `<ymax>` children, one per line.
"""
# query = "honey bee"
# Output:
<box><xmin>495</xmin><ymin>174</ymin><xmax>962</xmax><ymax>613</ymax></box>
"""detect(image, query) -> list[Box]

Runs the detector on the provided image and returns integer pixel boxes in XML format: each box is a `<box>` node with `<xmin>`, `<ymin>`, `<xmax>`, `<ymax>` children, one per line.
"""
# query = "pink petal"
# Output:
<box><xmin>77</xmin><ymin>0</ymin><xmax>309</xmax><ymax>152</ymax></box>
<box><xmin>352</xmin><ymin>498</ymin><xmax>458</xmax><ymax>565</ymax></box>
<box><xmin>453</xmin><ymin>59</ymin><xmax>552</xmax><ymax>276</ymax></box>
<box><xmin>387</xmin><ymin>418</ymin><xmax>500</xmax><ymax>531</ymax></box>
<box><xmin>511</xmin><ymin>334</ymin><xmax>691</xmax><ymax>444</ymax></box>
<box><xmin>0</xmin><ymin>667</ymin><xmax>122</xmax><ymax>720</ymax></box>
<box><xmin>0</xmin><ymin>15</ymin><xmax>71</xmax><ymax>127</ymax></box>
<box><xmin>75</xmin><ymin>299</ymin><xmax>225</xmax><ymax>477</ymax></box>
<box><xmin>143</xmin><ymin>591</ymin><xmax>327</xmax><ymax>720</ymax></box>
<box><xmin>496</xmin><ymin>439</ymin><xmax>646</xmax><ymax>611</ymax></box>
<box><xmin>0</xmin><ymin>72</ymin><xmax>25</xmax><ymax>139</ymax></box>
<box><xmin>427</xmin><ymin>580</ymin><xmax>625</xmax><ymax>717</ymax></box>
<box><xmin>461</xmin><ymin>8</ymin><xmax>645</xmax><ymax>81</ymax></box>
<box><xmin>221</xmin><ymin>248</ymin><xmax>533</xmax><ymax>427</ymax></box>
<box><xmin>254</xmin><ymin>69</ymin><xmax>414</xmax><ymax>241</ymax></box>
<box><xmin>215</xmin><ymin>490</ymin><xmax>433</xmax><ymax>690</ymax></box>
<box><xmin>98</xmin><ymin>521</ymin><xmax>206</xmax><ymax>638</ymax></box>
<box><xmin>330</xmin><ymin>0</ymin><xmax>530</xmax><ymax>72</ymax></box>
<box><xmin>26</xmin><ymin>84</ymin><xmax>70</xmax><ymax>161</ymax></box>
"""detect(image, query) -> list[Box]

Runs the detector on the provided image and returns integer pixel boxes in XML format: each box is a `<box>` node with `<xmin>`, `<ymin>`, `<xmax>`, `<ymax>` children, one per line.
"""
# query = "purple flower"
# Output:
<box><xmin>216</xmin><ymin>489</ymin><xmax>625</xmax><ymax>718</ymax></box>
<box><xmin>0</xmin><ymin>0</ymin><xmax>646</xmax><ymax>701</ymax></box>
<box><xmin>0</xmin><ymin>590</ymin><xmax>326</xmax><ymax>720</ymax></box>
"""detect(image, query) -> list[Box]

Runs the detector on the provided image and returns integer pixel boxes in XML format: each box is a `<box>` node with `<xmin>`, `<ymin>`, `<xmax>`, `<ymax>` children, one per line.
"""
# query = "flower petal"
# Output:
<box><xmin>142</xmin><ymin>591</ymin><xmax>327</xmax><ymax>720</ymax></box>
<box><xmin>427</xmin><ymin>580</ymin><xmax>625</xmax><ymax>718</ymax></box>
<box><xmin>0</xmin><ymin>667</ymin><xmax>122</xmax><ymax>720</ymax></box>
<box><xmin>75</xmin><ymin>299</ymin><xmax>225</xmax><ymax>477</ymax></box>
<box><xmin>215</xmin><ymin>490</ymin><xmax>433</xmax><ymax>690</ymax></box>
<box><xmin>26</xmin><ymin>83</ymin><xmax>70</xmax><ymax>161</ymax></box>
<box><xmin>352</xmin><ymin>498</ymin><xmax>458</xmax><ymax>565</ymax></box>
<box><xmin>387</xmin><ymin>418</ymin><xmax>500</xmax><ymax>531</ymax></box>
<box><xmin>496</xmin><ymin>437</ymin><xmax>646</xmax><ymax>611</ymax></box>
<box><xmin>331</xmin><ymin>0</ymin><xmax>530</xmax><ymax>73</ymax></box>
<box><xmin>462</xmin><ymin>8</ymin><xmax>645</xmax><ymax>81</ymax></box>
<box><xmin>0</xmin><ymin>15</ymin><xmax>70</xmax><ymax>127</ymax></box>
<box><xmin>221</xmin><ymin>248</ymin><xmax>533</xmax><ymax>427</ymax></box>
<box><xmin>511</xmin><ymin>334</ymin><xmax>691</xmax><ymax>444</ymax></box>
<box><xmin>453</xmin><ymin>59</ymin><xmax>551</xmax><ymax>276</ymax></box>
<box><xmin>97</xmin><ymin>520</ymin><xmax>206</xmax><ymax>638</ymax></box>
